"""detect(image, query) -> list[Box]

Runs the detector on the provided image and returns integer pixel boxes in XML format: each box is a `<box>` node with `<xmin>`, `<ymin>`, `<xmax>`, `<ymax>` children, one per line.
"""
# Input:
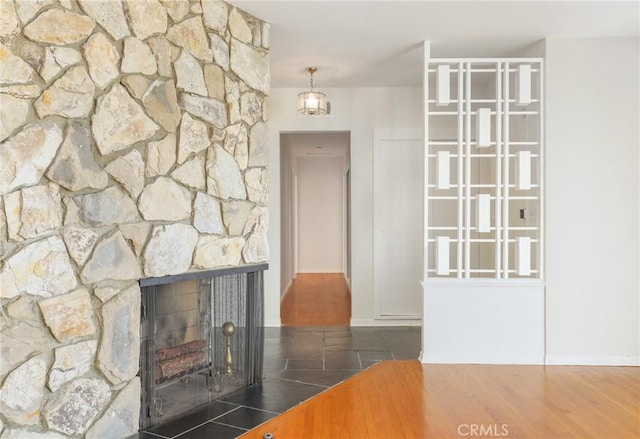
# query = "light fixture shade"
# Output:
<box><xmin>297</xmin><ymin>91</ymin><xmax>327</xmax><ymax>115</ymax></box>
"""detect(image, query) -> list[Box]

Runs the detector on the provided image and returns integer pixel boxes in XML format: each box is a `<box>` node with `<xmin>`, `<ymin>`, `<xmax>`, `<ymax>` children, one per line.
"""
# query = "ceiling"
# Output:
<box><xmin>228</xmin><ymin>0</ymin><xmax>639</xmax><ymax>88</ymax></box>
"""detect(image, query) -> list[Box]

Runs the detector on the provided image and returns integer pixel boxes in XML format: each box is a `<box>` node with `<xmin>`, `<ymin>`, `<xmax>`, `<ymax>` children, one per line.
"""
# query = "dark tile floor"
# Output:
<box><xmin>129</xmin><ymin>326</ymin><xmax>421</xmax><ymax>439</ymax></box>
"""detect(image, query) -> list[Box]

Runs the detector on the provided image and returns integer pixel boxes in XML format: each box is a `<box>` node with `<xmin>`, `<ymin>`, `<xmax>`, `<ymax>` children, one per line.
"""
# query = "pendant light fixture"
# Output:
<box><xmin>297</xmin><ymin>67</ymin><xmax>328</xmax><ymax>115</ymax></box>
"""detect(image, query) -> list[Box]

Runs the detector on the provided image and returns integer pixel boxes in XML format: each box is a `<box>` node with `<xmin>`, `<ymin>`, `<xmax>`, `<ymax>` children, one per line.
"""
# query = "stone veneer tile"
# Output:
<box><xmin>44</xmin><ymin>378</ymin><xmax>111</xmax><ymax>436</ymax></box>
<box><xmin>85</xmin><ymin>377</ymin><xmax>140</xmax><ymax>439</ymax></box>
<box><xmin>4</xmin><ymin>182</ymin><xmax>63</xmax><ymax>241</ymax></box>
<box><xmin>171</xmin><ymin>156</ymin><xmax>206</xmax><ymax>190</ymax></box>
<box><xmin>222</xmin><ymin>200</ymin><xmax>252</xmax><ymax>235</ymax></box>
<box><xmin>249</xmin><ymin>121</ymin><xmax>268</xmax><ymax>167</ymax></box>
<box><xmin>80</xmin><ymin>231</ymin><xmax>142</xmax><ymax>283</ymax></box>
<box><xmin>143</xmin><ymin>223</ymin><xmax>199</xmax><ymax>277</ymax></box>
<box><xmin>46</xmin><ymin>121</ymin><xmax>109</xmax><ymax>192</ymax></box>
<box><xmin>78</xmin><ymin>0</ymin><xmax>130</xmax><ymax>40</ymax></box>
<box><xmin>0</xmin><ymin>2</ymin><xmax>270</xmax><ymax>436</ymax></box>
<box><xmin>179</xmin><ymin>92</ymin><xmax>228</xmax><ymax>128</ymax></box>
<box><xmin>193</xmin><ymin>191</ymin><xmax>224</xmax><ymax>234</ymax></box>
<box><xmin>230</xmin><ymin>38</ymin><xmax>269</xmax><ymax>94</ymax></box>
<box><xmin>202</xmin><ymin>0</ymin><xmax>228</xmax><ymax>32</ymax></box>
<box><xmin>97</xmin><ymin>285</ymin><xmax>141</xmax><ymax>385</ymax></box>
<box><xmin>148</xmin><ymin>36</ymin><xmax>174</xmax><ymax>78</ymax></box>
<box><xmin>122</xmin><ymin>37</ymin><xmax>157</xmax><ymax>75</ymax></box>
<box><xmin>0</xmin><ymin>323</ymin><xmax>52</xmax><ymax>379</ymax></box>
<box><xmin>241</xmin><ymin>92</ymin><xmax>263</xmax><ymax>126</ymax></box>
<box><xmin>23</xmin><ymin>9</ymin><xmax>95</xmax><ymax>44</ymax></box>
<box><xmin>178</xmin><ymin>113</ymin><xmax>211</xmax><ymax>164</ymax></box>
<box><xmin>83</xmin><ymin>32</ymin><xmax>120</xmax><ymax>89</ymax></box>
<box><xmin>0</xmin><ymin>1</ymin><xmax>20</xmax><ymax>39</ymax></box>
<box><xmin>147</xmin><ymin>133</ymin><xmax>177</xmax><ymax>176</ymax></box>
<box><xmin>119</xmin><ymin>222</ymin><xmax>151</xmax><ymax>256</ymax></box>
<box><xmin>0</xmin><ymin>43</ymin><xmax>36</xmax><ymax>84</ymax></box>
<box><xmin>163</xmin><ymin>0</ymin><xmax>190</xmax><ymax>22</ymax></box>
<box><xmin>0</xmin><ymin>235</ymin><xmax>77</xmax><ymax>299</ymax></box>
<box><xmin>125</xmin><ymin>0</ymin><xmax>167</xmax><ymax>40</ymax></box>
<box><xmin>142</xmin><ymin>79</ymin><xmax>181</xmax><ymax>132</ymax></box>
<box><xmin>138</xmin><ymin>177</ymin><xmax>192</xmax><ymax>221</ymax></box>
<box><xmin>0</xmin><ymin>119</ymin><xmax>63</xmax><ymax>196</ymax></box>
<box><xmin>228</xmin><ymin>8</ymin><xmax>252</xmax><ymax>44</ymax></box>
<box><xmin>0</xmin><ymin>84</ymin><xmax>42</xmax><ymax>99</ymax></box>
<box><xmin>92</xmin><ymin>84</ymin><xmax>159</xmax><ymax>155</ymax></box>
<box><xmin>35</xmin><ymin>66</ymin><xmax>95</xmax><ymax>118</ymax></box>
<box><xmin>38</xmin><ymin>288</ymin><xmax>96</xmax><ymax>342</ymax></box>
<box><xmin>166</xmin><ymin>16</ymin><xmax>212</xmax><ymax>62</ymax></box>
<box><xmin>194</xmin><ymin>235</ymin><xmax>245</xmax><ymax>268</ymax></box>
<box><xmin>0</xmin><ymin>355</ymin><xmax>47</xmax><ymax>426</ymax></box>
<box><xmin>206</xmin><ymin>145</ymin><xmax>247</xmax><ymax>200</ymax></box>
<box><xmin>62</xmin><ymin>226</ymin><xmax>99</xmax><ymax>267</ymax></box>
<box><xmin>209</xmin><ymin>32</ymin><xmax>229</xmax><ymax>71</ymax></box>
<box><xmin>243</xmin><ymin>230</ymin><xmax>269</xmax><ymax>263</ymax></box>
<box><xmin>245</xmin><ymin>167</ymin><xmax>269</xmax><ymax>203</ymax></box>
<box><xmin>0</xmin><ymin>93</ymin><xmax>29</xmax><ymax>142</ymax></box>
<box><xmin>6</xmin><ymin>296</ymin><xmax>40</xmax><ymax>325</ymax></box>
<box><xmin>223</xmin><ymin>123</ymin><xmax>247</xmax><ymax>163</ymax></box>
<box><xmin>105</xmin><ymin>149</ymin><xmax>145</xmax><ymax>199</ymax></box>
<box><xmin>175</xmin><ymin>50</ymin><xmax>208</xmax><ymax>96</ymax></box>
<box><xmin>48</xmin><ymin>340</ymin><xmax>98</xmax><ymax>392</ymax></box>
<box><xmin>75</xmin><ymin>186</ymin><xmax>140</xmax><ymax>227</ymax></box>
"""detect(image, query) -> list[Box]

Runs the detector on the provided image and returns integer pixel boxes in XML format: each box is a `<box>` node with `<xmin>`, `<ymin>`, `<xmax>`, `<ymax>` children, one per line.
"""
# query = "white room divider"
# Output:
<box><xmin>422</xmin><ymin>47</ymin><xmax>546</xmax><ymax>364</ymax></box>
<box><xmin>425</xmin><ymin>57</ymin><xmax>544</xmax><ymax>278</ymax></box>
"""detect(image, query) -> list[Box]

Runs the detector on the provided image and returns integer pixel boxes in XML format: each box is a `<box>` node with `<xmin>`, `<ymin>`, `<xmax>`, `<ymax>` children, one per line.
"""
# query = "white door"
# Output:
<box><xmin>373</xmin><ymin>130</ymin><xmax>423</xmax><ymax>318</ymax></box>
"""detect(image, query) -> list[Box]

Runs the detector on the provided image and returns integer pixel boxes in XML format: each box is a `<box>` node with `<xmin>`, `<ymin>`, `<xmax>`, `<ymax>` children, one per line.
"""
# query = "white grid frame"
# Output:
<box><xmin>424</xmin><ymin>57</ymin><xmax>544</xmax><ymax>279</ymax></box>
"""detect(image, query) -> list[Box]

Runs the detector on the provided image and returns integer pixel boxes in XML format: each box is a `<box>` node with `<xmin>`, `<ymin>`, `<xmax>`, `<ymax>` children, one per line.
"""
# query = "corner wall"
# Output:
<box><xmin>545</xmin><ymin>37</ymin><xmax>639</xmax><ymax>365</ymax></box>
<box><xmin>0</xmin><ymin>1</ymin><xmax>269</xmax><ymax>437</ymax></box>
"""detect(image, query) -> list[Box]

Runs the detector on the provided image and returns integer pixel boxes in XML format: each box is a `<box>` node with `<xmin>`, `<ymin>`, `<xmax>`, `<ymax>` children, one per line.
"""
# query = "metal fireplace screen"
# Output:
<box><xmin>140</xmin><ymin>267</ymin><xmax>264</xmax><ymax>429</ymax></box>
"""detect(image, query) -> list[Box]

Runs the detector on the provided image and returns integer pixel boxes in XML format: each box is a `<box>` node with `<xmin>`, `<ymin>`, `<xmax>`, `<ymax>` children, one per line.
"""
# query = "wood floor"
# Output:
<box><xmin>280</xmin><ymin>273</ymin><xmax>351</xmax><ymax>326</ymax></box>
<box><xmin>241</xmin><ymin>360</ymin><xmax>640</xmax><ymax>439</ymax></box>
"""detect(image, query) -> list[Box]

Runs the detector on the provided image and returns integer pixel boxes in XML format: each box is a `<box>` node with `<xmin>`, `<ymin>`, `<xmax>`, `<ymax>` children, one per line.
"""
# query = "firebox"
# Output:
<box><xmin>139</xmin><ymin>264</ymin><xmax>266</xmax><ymax>429</ymax></box>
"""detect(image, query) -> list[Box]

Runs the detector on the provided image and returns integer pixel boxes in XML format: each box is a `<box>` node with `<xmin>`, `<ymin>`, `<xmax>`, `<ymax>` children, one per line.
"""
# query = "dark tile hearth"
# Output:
<box><xmin>128</xmin><ymin>326</ymin><xmax>420</xmax><ymax>439</ymax></box>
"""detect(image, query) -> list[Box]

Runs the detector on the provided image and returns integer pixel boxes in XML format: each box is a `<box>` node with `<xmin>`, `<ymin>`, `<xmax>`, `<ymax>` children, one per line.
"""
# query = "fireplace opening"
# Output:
<box><xmin>139</xmin><ymin>265</ymin><xmax>266</xmax><ymax>429</ymax></box>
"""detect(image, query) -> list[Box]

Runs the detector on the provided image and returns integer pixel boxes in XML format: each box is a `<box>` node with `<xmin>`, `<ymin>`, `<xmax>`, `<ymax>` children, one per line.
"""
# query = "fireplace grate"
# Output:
<box><xmin>139</xmin><ymin>265</ymin><xmax>266</xmax><ymax>429</ymax></box>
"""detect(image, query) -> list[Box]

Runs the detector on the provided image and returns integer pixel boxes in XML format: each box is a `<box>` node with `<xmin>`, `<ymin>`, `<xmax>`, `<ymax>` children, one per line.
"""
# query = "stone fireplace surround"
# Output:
<box><xmin>0</xmin><ymin>1</ymin><xmax>269</xmax><ymax>438</ymax></box>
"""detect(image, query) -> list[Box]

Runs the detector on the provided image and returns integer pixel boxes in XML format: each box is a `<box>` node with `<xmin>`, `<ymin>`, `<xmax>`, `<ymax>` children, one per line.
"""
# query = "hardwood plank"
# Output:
<box><xmin>241</xmin><ymin>361</ymin><xmax>640</xmax><ymax>439</ymax></box>
<box><xmin>280</xmin><ymin>273</ymin><xmax>351</xmax><ymax>326</ymax></box>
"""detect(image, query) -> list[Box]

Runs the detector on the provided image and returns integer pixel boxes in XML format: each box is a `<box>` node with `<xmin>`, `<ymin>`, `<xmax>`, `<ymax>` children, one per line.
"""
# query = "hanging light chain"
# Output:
<box><xmin>307</xmin><ymin>67</ymin><xmax>318</xmax><ymax>91</ymax></box>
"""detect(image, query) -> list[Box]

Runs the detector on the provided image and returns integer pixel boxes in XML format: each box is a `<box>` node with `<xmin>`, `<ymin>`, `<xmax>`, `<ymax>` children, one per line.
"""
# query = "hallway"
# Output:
<box><xmin>280</xmin><ymin>273</ymin><xmax>351</xmax><ymax>326</ymax></box>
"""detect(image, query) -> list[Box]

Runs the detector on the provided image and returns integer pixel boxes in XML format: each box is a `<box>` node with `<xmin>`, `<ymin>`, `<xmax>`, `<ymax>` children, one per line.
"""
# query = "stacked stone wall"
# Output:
<box><xmin>0</xmin><ymin>0</ymin><xmax>269</xmax><ymax>437</ymax></box>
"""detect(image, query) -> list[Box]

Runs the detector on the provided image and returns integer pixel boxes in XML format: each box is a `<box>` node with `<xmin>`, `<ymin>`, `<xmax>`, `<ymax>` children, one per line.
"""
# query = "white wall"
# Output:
<box><xmin>265</xmin><ymin>87</ymin><xmax>423</xmax><ymax>325</ymax></box>
<box><xmin>545</xmin><ymin>37</ymin><xmax>640</xmax><ymax>365</ymax></box>
<box><xmin>266</xmin><ymin>39</ymin><xmax>639</xmax><ymax>366</ymax></box>
<box><xmin>297</xmin><ymin>156</ymin><xmax>344</xmax><ymax>272</ymax></box>
<box><xmin>279</xmin><ymin>139</ymin><xmax>294</xmax><ymax>296</ymax></box>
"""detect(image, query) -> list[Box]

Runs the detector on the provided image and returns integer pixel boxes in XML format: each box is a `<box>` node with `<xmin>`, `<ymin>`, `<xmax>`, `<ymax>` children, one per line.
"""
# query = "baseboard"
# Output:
<box><xmin>264</xmin><ymin>319</ymin><xmax>282</xmax><ymax>327</ymax></box>
<box><xmin>544</xmin><ymin>355</ymin><xmax>640</xmax><ymax>366</ymax></box>
<box><xmin>421</xmin><ymin>353</ymin><xmax>545</xmax><ymax>365</ymax></box>
<box><xmin>350</xmin><ymin>319</ymin><xmax>421</xmax><ymax>327</ymax></box>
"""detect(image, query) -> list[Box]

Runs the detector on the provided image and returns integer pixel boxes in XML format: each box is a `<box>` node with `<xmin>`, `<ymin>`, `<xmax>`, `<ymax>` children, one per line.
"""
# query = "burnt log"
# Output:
<box><xmin>156</xmin><ymin>339</ymin><xmax>207</xmax><ymax>362</ymax></box>
<box><xmin>156</xmin><ymin>351</ymin><xmax>208</xmax><ymax>382</ymax></box>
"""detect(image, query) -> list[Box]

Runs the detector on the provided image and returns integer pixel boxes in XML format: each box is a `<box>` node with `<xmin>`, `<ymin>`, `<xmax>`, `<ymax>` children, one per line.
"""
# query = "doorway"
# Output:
<box><xmin>280</xmin><ymin>132</ymin><xmax>351</xmax><ymax>326</ymax></box>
